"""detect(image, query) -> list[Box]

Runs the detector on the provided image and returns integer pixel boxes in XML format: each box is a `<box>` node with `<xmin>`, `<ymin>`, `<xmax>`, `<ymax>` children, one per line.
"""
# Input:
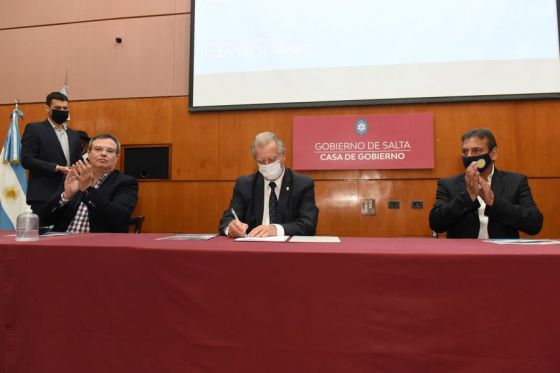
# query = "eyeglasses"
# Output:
<box><xmin>91</xmin><ymin>146</ymin><xmax>117</xmax><ymax>155</ymax></box>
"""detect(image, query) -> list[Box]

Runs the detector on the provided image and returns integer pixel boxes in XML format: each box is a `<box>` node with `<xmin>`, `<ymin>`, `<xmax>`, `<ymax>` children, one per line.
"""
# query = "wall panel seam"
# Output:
<box><xmin>0</xmin><ymin>12</ymin><xmax>190</xmax><ymax>32</ymax></box>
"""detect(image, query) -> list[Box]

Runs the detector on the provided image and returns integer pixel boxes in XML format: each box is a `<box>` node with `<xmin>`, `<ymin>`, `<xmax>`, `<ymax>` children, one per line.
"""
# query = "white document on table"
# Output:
<box><xmin>157</xmin><ymin>234</ymin><xmax>218</xmax><ymax>241</ymax></box>
<box><xmin>234</xmin><ymin>236</ymin><xmax>290</xmax><ymax>242</ymax></box>
<box><xmin>484</xmin><ymin>239</ymin><xmax>560</xmax><ymax>245</ymax></box>
<box><xmin>289</xmin><ymin>236</ymin><xmax>341</xmax><ymax>243</ymax></box>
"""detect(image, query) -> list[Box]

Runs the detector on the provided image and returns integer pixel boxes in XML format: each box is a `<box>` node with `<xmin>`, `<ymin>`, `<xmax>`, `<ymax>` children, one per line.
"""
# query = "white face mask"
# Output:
<box><xmin>258</xmin><ymin>160</ymin><xmax>283</xmax><ymax>181</ymax></box>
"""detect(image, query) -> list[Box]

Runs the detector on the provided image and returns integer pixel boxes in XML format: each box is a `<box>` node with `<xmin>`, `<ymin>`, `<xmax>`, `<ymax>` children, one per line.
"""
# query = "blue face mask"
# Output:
<box><xmin>462</xmin><ymin>152</ymin><xmax>492</xmax><ymax>172</ymax></box>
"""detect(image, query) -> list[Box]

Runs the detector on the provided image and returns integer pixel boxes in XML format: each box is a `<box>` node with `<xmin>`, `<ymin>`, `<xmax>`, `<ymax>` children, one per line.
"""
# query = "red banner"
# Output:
<box><xmin>293</xmin><ymin>113</ymin><xmax>434</xmax><ymax>170</ymax></box>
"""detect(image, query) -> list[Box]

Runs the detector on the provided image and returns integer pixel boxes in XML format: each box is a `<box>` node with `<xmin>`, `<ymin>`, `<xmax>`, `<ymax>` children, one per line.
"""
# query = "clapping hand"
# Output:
<box><xmin>73</xmin><ymin>159</ymin><xmax>94</xmax><ymax>192</ymax></box>
<box><xmin>63</xmin><ymin>167</ymin><xmax>80</xmax><ymax>200</ymax></box>
<box><xmin>478</xmin><ymin>176</ymin><xmax>494</xmax><ymax>206</ymax></box>
<box><xmin>464</xmin><ymin>162</ymin><xmax>494</xmax><ymax>205</ymax></box>
<box><xmin>465</xmin><ymin>162</ymin><xmax>481</xmax><ymax>201</ymax></box>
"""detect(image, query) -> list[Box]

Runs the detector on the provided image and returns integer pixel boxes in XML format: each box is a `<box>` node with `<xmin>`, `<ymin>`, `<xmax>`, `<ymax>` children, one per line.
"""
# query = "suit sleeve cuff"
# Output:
<box><xmin>59</xmin><ymin>192</ymin><xmax>69</xmax><ymax>205</ymax></box>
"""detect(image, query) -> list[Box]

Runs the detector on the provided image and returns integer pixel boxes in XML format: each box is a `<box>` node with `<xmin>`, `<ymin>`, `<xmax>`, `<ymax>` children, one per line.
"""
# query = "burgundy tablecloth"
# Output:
<box><xmin>1</xmin><ymin>234</ymin><xmax>560</xmax><ymax>373</ymax></box>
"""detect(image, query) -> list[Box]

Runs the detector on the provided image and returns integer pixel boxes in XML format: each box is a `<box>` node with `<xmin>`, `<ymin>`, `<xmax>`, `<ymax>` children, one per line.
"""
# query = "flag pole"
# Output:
<box><xmin>0</xmin><ymin>96</ymin><xmax>28</xmax><ymax>230</ymax></box>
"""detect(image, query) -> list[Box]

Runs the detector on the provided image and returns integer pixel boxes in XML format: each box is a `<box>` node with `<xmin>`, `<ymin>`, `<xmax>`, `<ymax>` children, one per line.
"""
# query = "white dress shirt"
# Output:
<box><xmin>477</xmin><ymin>166</ymin><xmax>494</xmax><ymax>239</ymax></box>
<box><xmin>48</xmin><ymin>118</ymin><xmax>70</xmax><ymax>166</ymax></box>
<box><xmin>225</xmin><ymin>170</ymin><xmax>286</xmax><ymax>237</ymax></box>
<box><xmin>262</xmin><ymin>170</ymin><xmax>285</xmax><ymax>236</ymax></box>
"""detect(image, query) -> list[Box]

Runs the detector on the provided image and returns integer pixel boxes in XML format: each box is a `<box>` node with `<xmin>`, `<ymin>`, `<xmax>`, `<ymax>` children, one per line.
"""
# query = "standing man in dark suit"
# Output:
<box><xmin>21</xmin><ymin>91</ymin><xmax>82</xmax><ymax>214</ymax></box>
<box><xmin>219</xmin><ymin>131</ymin><xmax>319</xmax><ymax>237</ymax></box>
<box><xmin>40</xmin><ymin>133</ymin><xmax>138</xmax><ymax>233</ymax></box>
<box><xmin>429</xmin><ymin>128</ymin><xmax>543</xmax><ymax>238</ymax></box>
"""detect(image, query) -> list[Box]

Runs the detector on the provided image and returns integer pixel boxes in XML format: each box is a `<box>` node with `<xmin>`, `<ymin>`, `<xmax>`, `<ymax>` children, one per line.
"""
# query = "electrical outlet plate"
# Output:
<box><xmin>361</xmin><ymin>199</ymin><xmax>376</xmax><ymax>215</ymax></box>
<box><xmin>411</xmin><ymin>200</ymin><xmax>424</xmax><ymax>209</ymax></box>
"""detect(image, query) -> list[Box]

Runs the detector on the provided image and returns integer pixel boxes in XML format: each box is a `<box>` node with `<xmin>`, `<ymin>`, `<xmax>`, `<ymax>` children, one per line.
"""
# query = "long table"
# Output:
<box><xmin>1</xmin><ymin>234</ymin><xmax>560</xmax><ymax>373</ymax></box>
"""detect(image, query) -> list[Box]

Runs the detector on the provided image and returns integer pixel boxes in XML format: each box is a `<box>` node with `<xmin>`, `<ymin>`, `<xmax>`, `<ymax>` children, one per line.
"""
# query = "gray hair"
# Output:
<box><xmin>250</xmin><ymin>131</ymin><xmax>285</xmax><ymax>157</ymax></box>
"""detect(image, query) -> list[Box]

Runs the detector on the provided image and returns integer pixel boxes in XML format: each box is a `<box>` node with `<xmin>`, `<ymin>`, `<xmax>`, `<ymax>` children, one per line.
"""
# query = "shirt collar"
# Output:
<box><xmin>48</xmin><ymin>118</ymin><xmax>67</xmax><ymax>130</ymax></box>
<box><xmin>264</xmin><ymin>167</ymin><xmax>285</xmax><ymax>189</ymax></box>
<box><xmin>93</xmin><ymin>172</ymin><xmax>111</xmax><ymax>188</ymax></box>
<box><xmin>486</xmin><ymin>165</ymin><xmax>495</xmax><ymax>184</ymax></box>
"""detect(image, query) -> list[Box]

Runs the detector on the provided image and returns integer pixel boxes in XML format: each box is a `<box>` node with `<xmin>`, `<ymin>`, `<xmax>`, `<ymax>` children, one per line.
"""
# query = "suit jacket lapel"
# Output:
<box><xmin>43</xmin><ymin>121</ymin><xmax>68</xmax><ymax>164</ymax></box>
<box><xmin>277</xmin><ymin>168</ymin><xmax>292</xmax><ymax>220</ymax></box>
<box><xmin>98</xmin><ymin>171</ymin><xmax>117</xmax><ymax>193</ymax></box>
<box><xmin>254</xmin><ymin>172</ymin><xmax>265</xmax><ymax>225</ymax></box>
<box><xmin>490</xmin><ymin>168</ymin><xmax>505</xmax><ymax>197</ymax></box>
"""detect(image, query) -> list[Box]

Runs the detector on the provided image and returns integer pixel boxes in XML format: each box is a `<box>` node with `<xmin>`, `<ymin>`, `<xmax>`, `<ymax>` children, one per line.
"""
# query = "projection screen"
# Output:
<box><xmin>189</xmin><ymin>0</ymin><xmax>560</xmax><ymax>111</ymax></box>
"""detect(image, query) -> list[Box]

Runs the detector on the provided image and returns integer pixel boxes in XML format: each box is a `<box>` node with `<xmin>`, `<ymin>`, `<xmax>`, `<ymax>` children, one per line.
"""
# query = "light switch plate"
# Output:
<box><xmin>361</xmin><ymin>199</ymin><xmax>376</xmax><ymax>215</ymax></box>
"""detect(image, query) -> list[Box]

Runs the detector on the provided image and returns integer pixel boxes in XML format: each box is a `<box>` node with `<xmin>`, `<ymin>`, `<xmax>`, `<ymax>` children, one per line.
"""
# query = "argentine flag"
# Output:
<box><xmin>0</xmin><ymin>105</ymin><xmax>28</xmax><ymax>230</ymax></box>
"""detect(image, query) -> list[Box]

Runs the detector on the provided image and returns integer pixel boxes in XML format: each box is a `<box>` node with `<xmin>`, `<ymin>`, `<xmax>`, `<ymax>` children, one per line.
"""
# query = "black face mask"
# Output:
<box><xmin>462</xmin><ymin>152</ymin><xmax>493</xmax><ymax>172</ymax></box>
<box><xmin>51</xmin><ymin>109</ymin><xmax>69</xmax><ymax>125</ymax></box>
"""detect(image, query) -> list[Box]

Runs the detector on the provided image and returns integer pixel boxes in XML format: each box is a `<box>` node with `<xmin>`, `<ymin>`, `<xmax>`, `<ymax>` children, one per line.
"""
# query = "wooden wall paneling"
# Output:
<box><xmin>314</xmin><ymin>180</ymin><xmax>360</xmax><ymax>237</ymax></box>
<box><xmin>522</xmin><ymin>178</ymin><xmax>560</xmax><ymax>239</ymax></box>
<box><xmin>174</xmin><ymin>15</ymin><xmax>190</xmax><ymax>94</ymax></box>
<box><xmin>172</xmin><ymin>109</ymin><xmax>222</xmax><ymax>180</ymax></box>
<box><xmin>510</xmin><ymin>102</ymin><xmax>560</xmax><ymax>176</ymax></box>
<box><xmin>134</xmin><ymin>179</ymin><xmax>439</xmax><ymax>237</ymax></box>
<box><xmin>70</xmin><ymin>100</ymin><xmax>129</xmax><ymax>142</ymax></box>
<box><xmin>0</xmin><ymin>24</ymin><xmax>81</xmax><ymax>104</ymax></box>
<box><xmin>0</xmin><ymin>30</ymin><xmax>20</xmax><ymax>104</ymax></box>
<box><xmin>0</xmin><ymin>14</ymin><xmax>189</xmax><ymax>104</ymax></box>
<box><xmin>176</xmin><ymin>0</ymin><xmax>191</xmax><ymax>13</ymax></box>
<box><xmin>79</xmin><ymin>0</ymin><xmax>185</xmax><ymax>22</ymax></box>
<box><xmin>0</xmin><ymin>0</ymin><xmax>188</xmax><ymax>30</ymax></box>
<box><xmin>132</xmin><ymin>177</ymin><xmax>557</xmax><ymax>238</ymax></box>
<box><xmin>1</xmin><ymin>103</ymin><xmax>47</xmax><ymax>129</ymax></box>
<box><xmin>2</xmin><ymin>96</ymin><xmax>560</xmax><ymax>237</ymax></box>
<box><xmin>0</xmin><ymin>0</ymin><xmax>80</xmax><ymax>29</ymax></box>
<box><xmin>120</xmin><ymin>97</ymin><xmax>178</xmax><ymax>143</ymax></box>
<box><xmin>431</xmin><ymin>100</ymin><xmax>560</xmax><ymax>178</ymax></box>
<box><xmin>5</xmin><ymin>97</ymin><xmax>560</xmax><ymax>181</ymax></box>
<box><xmin>133</xmin><ymin>181</ymin><xmax>233</xmax><ymax>234</ymax></box>
<box><xmin>75</xmin><ymin>15</ymin><xmax>188</xmax><ymax>101</ymax></box>
<box><xmin>357</xmin><ymin>179</ymin><xmax>436</xmax><ymax>237</ymax></box>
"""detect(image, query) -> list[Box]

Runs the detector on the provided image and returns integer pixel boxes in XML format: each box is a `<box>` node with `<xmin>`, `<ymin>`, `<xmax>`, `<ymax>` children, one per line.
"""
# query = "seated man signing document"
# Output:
<box><xmin>219</xmin><ymin>131</ymin><xmax>319</xmax><ymax>238</ymax></box>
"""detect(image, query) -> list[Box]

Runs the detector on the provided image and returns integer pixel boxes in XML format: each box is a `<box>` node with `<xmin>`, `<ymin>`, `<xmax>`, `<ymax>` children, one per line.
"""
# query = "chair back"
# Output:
<box><xmin>129</xmin><ymin>215</ymin><xmax>145</xmax><ymax>233</ymax></box>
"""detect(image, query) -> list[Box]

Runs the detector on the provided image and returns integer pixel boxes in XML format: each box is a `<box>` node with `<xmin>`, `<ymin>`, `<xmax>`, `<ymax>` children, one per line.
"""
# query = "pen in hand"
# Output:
<box><xmin>231</xmin><ymin>208</ymin><xmax>248</xmax><ymax>237</ymax></box>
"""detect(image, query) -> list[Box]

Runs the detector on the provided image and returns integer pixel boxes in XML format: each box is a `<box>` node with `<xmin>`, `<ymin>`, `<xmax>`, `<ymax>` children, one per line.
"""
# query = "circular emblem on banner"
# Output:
<box><xmin>355</xmin><ymin>119</ymin><xmax>368</xmax><ymax>136</ymax></box>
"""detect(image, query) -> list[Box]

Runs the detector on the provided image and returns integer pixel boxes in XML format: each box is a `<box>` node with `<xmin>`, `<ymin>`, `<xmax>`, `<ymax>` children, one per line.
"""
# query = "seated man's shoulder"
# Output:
<box><xmin>23</xmin><ymin>120</ymin><xmax>48</xmax><ymax>131</ymax></box>
<box><xmin>30</xmin><ymin>120</ymin><xmax>50</xmax><ymax>126</ymax></box>
<box><xmin>439</xmin><ymin>173</ymin><xmax>465</xmax><ymax>184</ymax></box>
<box><xmin>495</xmin><ymin>169</ymin><xmax>526</xmax><ymax>180</ymax></box>
<box><xmin>111</xmin><ymin>171</ymin><xmax>139</xmax><ymax>185</ymax></box>
<box><xmin>289</xmin><ymin>169</ymin><xmax>314</xmax><ymax>184</ymax></box>
<box><xmin>236</xmin><ymin>172</ymin><xmax>258</xmax><ymax>184</ymax></box>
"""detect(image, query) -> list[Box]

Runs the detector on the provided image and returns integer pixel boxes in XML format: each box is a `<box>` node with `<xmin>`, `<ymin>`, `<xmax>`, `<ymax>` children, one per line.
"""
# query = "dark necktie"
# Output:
<box><xmin>269</xmin><ymin>181</ymin><xmax>278</xmax><ymax>224</ymax></box>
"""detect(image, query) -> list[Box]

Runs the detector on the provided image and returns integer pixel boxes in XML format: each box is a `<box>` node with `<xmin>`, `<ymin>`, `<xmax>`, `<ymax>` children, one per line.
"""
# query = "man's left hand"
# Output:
<box><xmin>73</xmin><ymin>160</ymin><xmax>94</xmax><ymax>191</ymax></box>
<box><xmin>248</xmin><ymin>225</ymin><xmax>277</xmax><ymax>237</ymax></box>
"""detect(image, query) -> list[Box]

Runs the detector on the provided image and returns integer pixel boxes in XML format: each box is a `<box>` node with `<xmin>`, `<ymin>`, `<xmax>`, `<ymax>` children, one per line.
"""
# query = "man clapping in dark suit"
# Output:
<box><xmin>219</xmin><ymin>131</ymin><xmax>319</xmax><ymax>238</ymax></box>
<box><xmin>40</xmin><ymin>134</ymin><xmax>138</xmax><ymax>233</ymax></box>
<box><xmin>429</xmin><ymin>128</ymin><xmax>543</xmax><ymax>239</ymax></box>
<box><xmin>21</xmin><ymin>91</ymin><xmax>82</xmax><ymax>214</ymax></box>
